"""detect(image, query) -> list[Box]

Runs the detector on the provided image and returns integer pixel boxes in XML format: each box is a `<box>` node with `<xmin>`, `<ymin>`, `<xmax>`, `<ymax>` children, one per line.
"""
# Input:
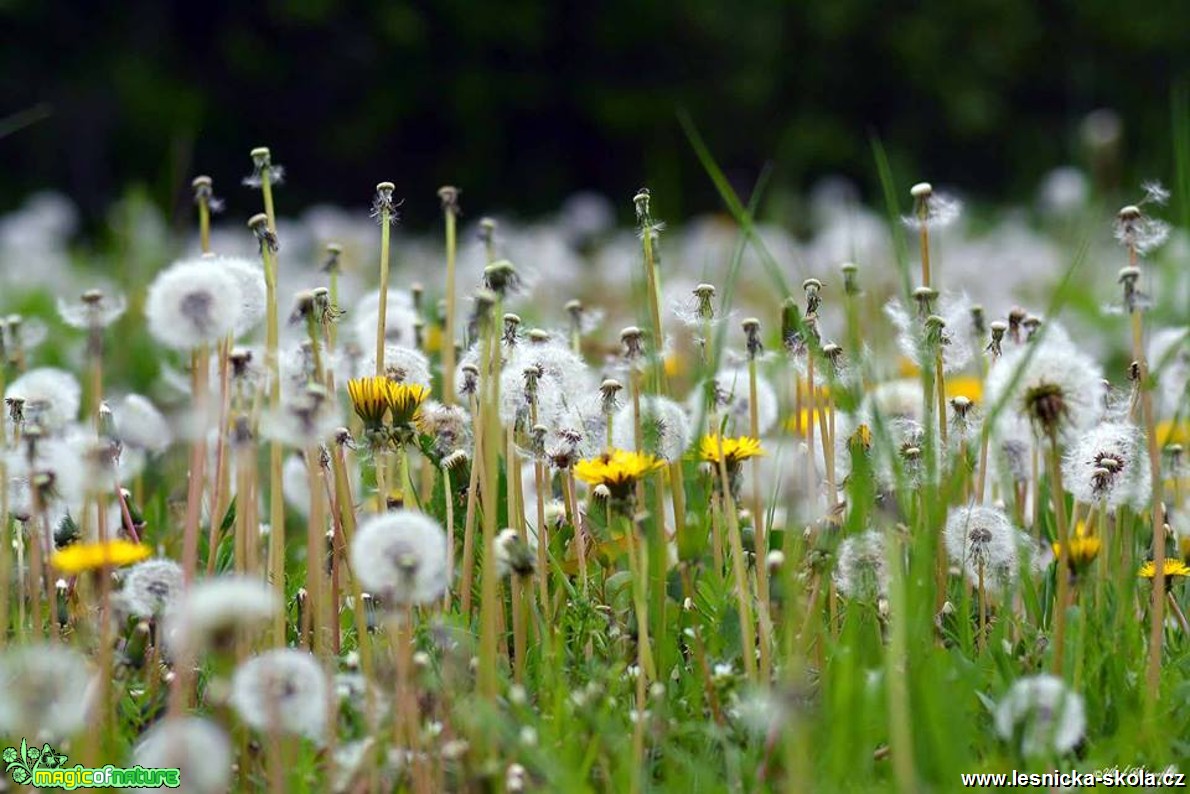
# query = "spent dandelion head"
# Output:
<box><xmin>231</xmin><ymin>649</ymin><xmax>330</xmax><ymax>744</ymax></box>
<box><xmin>243</xmin><ymin>146</ymin><xmax>284</xmax><ymax>189</ymax></box>
<box><xmin>122</xmin><ymin>558</ymin><xmax>185</xmax><ymax>618</ymax></box>
<box><xmin>0</xmin><ymin>645</ymin><xmax>92</xmax><ymax>739</ymax></box>
<box><xmin>370</xmin><ymin>181</ymin><xmax>401</xmax><ymax>225</ymax></box>
<box><xmin>483</xmin><ymin>260</ymin><xmax>520</xmax><ymax>298</ymax></box>
<box><xmin>904</xmin><ymin>182</ymin><xmax>962</xmax><ymax>230</ymax></box>
<box><xmin>145</xmin><ymin>259</ymin><xmax>242</xmax><ymax>350</ymax></box>
<box><xmin>350</xmin><ymin>510</ymin><xmax>449</xmax><ymax>607</ymax></box>
<box><xmin>132</xmin><ymin>717</ymin><xmax>232</xmax><ymax>794</ymax></box>
<box><xmin>993</xmin><ymin>674</ymin><xmax>1086</xmax><ymax>758</ymax></box>
<box><xmin>833</xmin><ymin>529</ymin><xmax>889</xmax><ymax>600</ymax></box>
<box><xmin>1114</xmin><ymin>184</ymin><xmax>1170</xmax><ymax>256</ymax></box>
<box><xmin>57</xmin><ymin>288</ymin><xmax>127</xmax><ymax>331</ymax></box>
<box><xmin>191</xmin><ymin>174</ymin><xmax>224</xmax><ymax>214</ymax></box>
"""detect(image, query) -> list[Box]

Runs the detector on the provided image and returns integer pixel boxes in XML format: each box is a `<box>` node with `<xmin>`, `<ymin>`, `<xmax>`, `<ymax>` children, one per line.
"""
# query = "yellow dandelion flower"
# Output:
<box><xmin>574</xmin><ymin>449</ymin><xmax>665</xmax><ymax>494</ymax></box>
<box><xmin>1139</xmin><ymin>558</ymin><xmax>1190</xmax><ymax>579</ymax></box>
<box><xmin>785</xmin><ymin>409</ymin><xmax>823</xmax><ymax>436</ymax></box>
<box><xmin>699</xmin><ymin>434</ymin><xmax>765</xmax><ymax>466</ymax></box>
<box><xmin>388</xmin><ymin>382</ymin><xmax>430</xmax><ymax>426</ymax></box>
<box><xmin>1052</xmin><ymin>521</ymin><xmax>1101</xmax><ymax>572</ymax></box>
<box><xmin>945</xmin><ymin>375</ymin><xmax>983</xmax><ymax>402</ymax></box>
<box><xmin>51</xmin><ymin>539</ymin><xmax>151</xmax><ymax>574</ymax></box>
<box><xmin>1156</xmin><ymin>419</ymin><xmax>1188</xmax><ymax>447</ymax></box>
<box><xmin>347</xmin><ymin>376</ymin><xmax>391</xmax><ymax>428</ymax></box>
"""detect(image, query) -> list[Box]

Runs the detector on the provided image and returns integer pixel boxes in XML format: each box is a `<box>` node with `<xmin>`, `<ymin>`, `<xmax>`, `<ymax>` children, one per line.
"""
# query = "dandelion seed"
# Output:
<box><xmin>212</xmin><ymin>255</ymin><xmax>268</xmax><ymax>337</ymax></box>
<box><xmin>231</xmin><ymin>649</ymin><xmax>329</xmax><ymax>744</ymax></box>
<box><xmin>885</xmin><ymin>292</ymin><xmax>974</xmax><ymax>373</ymax></box>
<box><xmin>903</xmin><ymin>184</ymin><xmax>962</xmax><ymax>231</ymax></box>
<box><xmin>131</xmin><ymin>717</ymin><xmax>232</xmax><ymax>794</ymax></box>
<box><xmin>145</xmin><ymin>259</ymin><xmax>242</xmax><ymax>350</ymax></box>
<box><xmin>261</xmin><ymin>384</ymin><xmax>340</xmax><ymax>447</ymax></box>
<box><xmin>350</xmin><ymin>510</ymin><xmax>449</xmax><ymax>607</ymax></box>
<box><xmin>690</xmin><ymin>367</ymin><xmax>779</xmax><ymax>436</ymax></box>
<box><xmin>358</xmin><ymin>344</ymin><xmax>431</xmax><ymax>387</ymax></box>
<box><xmin>57</xmin><ymin>288</ymin><xmax>127</xmax><ymax>330</ymax></box>
<box><xmin>1113</xmin><ymin>201</ymin><xmax>1170</xmax><ymax>256</ymax></box>
<box><xmin>993</xmin><ymin>674</ymin><xmax>1085</xmax><ymax>757</ymax></box>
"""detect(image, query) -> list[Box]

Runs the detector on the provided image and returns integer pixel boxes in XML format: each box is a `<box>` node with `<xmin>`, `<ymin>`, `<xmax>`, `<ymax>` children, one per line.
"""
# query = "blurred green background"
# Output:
<box><xmin>2</xmin><ymin>0</ymin><xmax>1189</xmax><ymax>230</ymax></box>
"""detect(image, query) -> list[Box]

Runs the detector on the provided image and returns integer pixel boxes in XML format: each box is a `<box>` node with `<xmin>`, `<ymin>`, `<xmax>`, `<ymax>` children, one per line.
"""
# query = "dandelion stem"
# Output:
<box><xmin>182</xmin><ymin>344</ymin><xmax>210</xmax><ymax>585</ymax></box>
<box><xmin>375</xmin><ymin>186</ymin><xmax>393</xmax><ymax>377</ymax></box>
<box><xmin>1048</xmin><ymin>427</ymin><xmax>1072</xmax><ymax>677</ymax></box>
<box><xmin>441</xmin><ymin>188</ymin><xmax>459</xmax><ymax>406</ymax></box>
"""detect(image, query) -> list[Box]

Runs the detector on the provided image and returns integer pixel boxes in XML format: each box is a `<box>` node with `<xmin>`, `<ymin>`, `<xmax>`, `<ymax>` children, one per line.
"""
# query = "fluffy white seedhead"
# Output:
<box><xmin>688</xmin><ymin>367</ymin><xmax>778</xmax><ymax>436</ymax></box>
<box><xmin>215</xmin><ymin>255</ymin><xmax>268</xmax><ymax>337</ymax></box>
<box><xmin>146</xmin><ymin>258</ymin><xmax>242</xmax><ymax>349</ymax></box>
<box><xmin>833</xmin><ymin>530</ymin><xmax>889</xmax><ymax>600</ymax></box>
<box><xmin>985</xmin><ymin>332</ymin><xmax>1105</xmax><ymax>440</ymax></box>
<box><xmin>884</xmin><ymin>292</ymin><xmax>974</xmax><ymax>373</ymax></box>
<box><xmin>499</xmin><ymin>340</ymin><xmax>592</xmax><ymax>432</ymax></box>
<box><xmin>163</xmin><ymin>576</ymin><xmax>279</xmax><ymax>657</ymax></box>
<box><xmin>353</xmin><ymin>289</ymin><xmax>417</xmax><ymax>349</ymax></box>
<box><xmin>113</xmin><ymin>394</ymin><xmax>172</xmax><ymax>454</ymax></box>
<box><xmin>260</xmin><ymin>386</ymin><xmax>340</xmax><ymax>448</ymax></box>
<box><xmin>132</xmin><ymin>717</ymin><xmax>232</xmax><ymax>794</ymax></box>
<box><xmin>282</xmin><ymin>453</ymin><xmax>312</xmax><ymax>517</ymax></box>
<box><xmin>993</xmin><ymin>674</ymin><xmax>1086</xmax><ymax>758</ymax></box>
<box><xmin>1148</xmin><ymin>326</ymin><xmax>1189</xmax><ymax>417</ymax></box>
<box><xmin>0</xmin><ymin>644</ymin><xmax>92</xmax><ymax>739</ymax></box>
<box><xmin>231</xmin><ymin>649</ymin><xmax>329</xmax><ymax>744</ymax></box>
<box><xmin>357</xmin><ymin>344</ymin><xmax>431</xmax><ymax>386</ymax></box>
<box><xmin>612</xmin><ymin>396</ymin><xmax>691</xmax><ymax>462</ymax></box>
<box><xmin>863</xmin><ymin>379</ymin><xmax>926</xmax><ymax>424</ymax></box>
<box><xmin>57</xmin><ymin>290</ymin><xmax>127</xmax><ymax>330</ymax></box>
<box><xmin>944</xmin><ymin>505</ymin><xmax>1020</xmax><ymax>587</ymax></box>
<box><xmin>418</xmin><ymin>401</ymin><xmax>472</xmax><ymax>460</ymax></box>
<box><xmin>122</xmin><ymin>558</ymin><xmax>185</xmax><ymax>618</ymax></box>
<box><xmin>351</xmin><ymin>510</ymin><xmax>449</xmax><ymax>607</ymax></box>
<box><xmin>1062</xmin><ymin>422</ymin><xmax>1151</xmax><ymax>509</ymax></box>
<box><xmin>6</xmin><ymin>367</ymin><xmax>81</xmax><ymax>431</ymax></box>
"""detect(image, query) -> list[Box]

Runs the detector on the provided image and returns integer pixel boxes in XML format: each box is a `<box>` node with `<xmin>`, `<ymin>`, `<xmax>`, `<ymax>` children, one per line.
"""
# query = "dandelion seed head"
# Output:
<box><xmin>833</xmin><ymin>530</ymin><xmax>889</xmax><ymax>600</ymax></box>
<box><xmin>213</xmin><ymin>255</ymin><xmax>268</xmax><ymax>338</ymax></box>
<box><xmin>5</xmin><ymin>367</ymin><xmax>81</xmax><ymax>431</ymax></box>
<box><xmin>357</xmin><ymin>344</ymin><xmax>431</xmax><ymax>387</ymax></box>
<box><xmin>944</xmin><ymin>505</ymin><xmax>1020</xmax><ymax>586</ymax></box>
<box><xmin>690</xmin><ymin>367</ymin><xmax>778</xmax><ymax>436</ymax></box>
<box><xmin>0</xmin><ymin>644</ymin><xmax>92</xmax><ymax>739</ymax></box>
<box><xmin>612</xmin><ymin>396</ymin><xmax>691</xmax><ymax>462</ymax></box>
<box><xmin>993</xmin><ymin>674</ymin><xmax>1085</xmax><ymax>758</ymax></box>
<box><xmin>350</xmin><ymin>510</ymin><xmax>449</xmax><ymax>607</ymax></box>
<box><xmin>1063</xmin><ymin>422</ymin><xmax>1150</xmax><ymax>509</ymax></box>
<box><xmin>985</xmin><ymin>333</ymin><xmax>1104</xmax><ymax>439</ymax></box>
<box><xmin>132</xmin><ymin>717</ymin><xmax>232</xmax><ymax>794</ymax></box>
<box><xmin>121</xmin><ymin>558</ymin><xmax>184</xmax><ymax>618</ymax></box>
<box><xmin>146</xmin><ymin>259</ymin><xmax>242</xmax><ymax>350</ymax></box>
<box><xmin>163</xmin><ymin>576</ymin><xmax>279</xmax><ymax>657</ymax></box>
<box><xmin>113</xmin><ymin>394</ymin><xmax>172</xmax><ymax>454</ymax></box>
<box><xmin>57</xmin><ymin>289</ymin><xmax>127</xmax><ymax>330</ymax></box>
<box><xmin>231</xmin><ymin>649</ymin><xmax>329</xmax><ymax>744</ymax></box>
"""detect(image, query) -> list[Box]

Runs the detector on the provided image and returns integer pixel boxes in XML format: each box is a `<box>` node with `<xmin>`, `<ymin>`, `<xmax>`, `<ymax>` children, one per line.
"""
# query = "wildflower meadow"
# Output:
<box><xmin>0</xmin><ymin>130</ymin><xmax>1187</xmax><ymax>794</ymax></box>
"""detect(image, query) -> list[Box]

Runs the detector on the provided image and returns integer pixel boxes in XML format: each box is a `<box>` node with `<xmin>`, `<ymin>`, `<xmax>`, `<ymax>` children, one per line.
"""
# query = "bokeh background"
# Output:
<box><xmin>3</xmin><ymin>0</ymin><xmax>1190</xmax><ymax>231</ymax></box>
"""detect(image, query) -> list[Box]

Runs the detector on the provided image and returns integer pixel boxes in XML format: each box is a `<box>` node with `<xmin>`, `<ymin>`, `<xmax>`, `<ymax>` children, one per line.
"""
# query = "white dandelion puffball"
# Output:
<box><xmin>132</xmin><ymin>717</ymin><xmax>232</xmax><ymax>794</ymax></box>
<box><xmin>57</xmin><ymin>290</ymin><xmax>127</xmax><ymax>330</ymax></box>
<box><xmin>884</xmin><ymin>291</ymin><xmax>974</xmax><ymax>374</ymax></box>
<box><xmin>163</xmin><ymin>575</ymin><xmax>279</xmax><ymax>656</ymax></box>
<box><xmin>231</xmin><ymin>649</ymin><xmax>330</xmax><ymax>744</ymax></box>
<box><xmin>944</xmin><ymin>505</ymin><xmax>1020</xmax><ymax>587</ymax></box>
<box><xmin>689</xmin><ymin>367</ymin><xmax>778</xmax><ymax>436</ymax></box>
<box><xmin>145</xmin><ymin>258</ymin><xmax>242</xmax><ymax>349</ymax></box>
<box><xmin>113</xmin><ymin>393</ymin><xmax>173</xmax><ymax>454</ymax></box>
<box><xmin>612</xmin><ymin>395</ymin><xmax>691</xmax><ymax>462</ymax></box>
<box><xmin>351</xmin><ymin>510</ymin><xmax>449</xmax><ymax>607</ymax></box>
<box><xmin>6</xmin><ymin>367</ymin><xmax>81</xmax><ymax>431</ymax></box>
<box><xmin>0</xmin><ymin>644</ymin><xmax>92</xmax><ymax>739</ymax></box>
<box><xmin>357</xmin><ymin>343</ymin><xmax>431</xmax><ymax>386</ymax></box>
<box><xmin>214</xmin><ymin>254</ymin><xmax>268</xmax><ymax>338</ymax></box>
<box><xmin>994</xmin><ymin>674</ymin><xmax>1086</xmax><ymax>757</ymax></box>
<box><xmin>985</xmin><ymin>331</ymin><xmax>1104</xmax><ymax>438</ymax></box>
<box><xmin>833</xmin><ymin>530</ymin><xmax>889</xmax><ymax>600</ymax></box>
<box><xmin>121</xmin><ymin>558</ymin><xmax>185</xmax><ymax>619</ymax></box>
<box><xmin>1062</xmin><ymin>421</ymin><xmax>1151</xmax><ymax>510</ymax></box>
<box><xmin>353</xmin><ymin>289</ymin><xmax>417</xmax><ymax>349</ymax></box>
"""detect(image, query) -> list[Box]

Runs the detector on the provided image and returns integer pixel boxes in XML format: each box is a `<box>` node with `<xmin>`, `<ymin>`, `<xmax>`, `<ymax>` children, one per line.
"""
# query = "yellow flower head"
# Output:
<box><xmin>388</xmin><ymin>382</ymin><xmax>430</xmax><ymax>426</ymax></box>
<box><xmin>348</xmin><ymin>376</ymin><xmax>392</xmax><ymax>428</ymax></box>
<box><xmin>1156</xmin><ymin>420</ymin><xmax>1188</xmax><ymax>447</ymax></box>
<box><xmin>1052</xmin><ymin>521</ymin><xmax>1101</xmax><ymax>572</ymax></box>
<box><xmin>574</xmin><ymin>449</ymin><xmax>665</xmax><ymax>495</ymax></box>
<box><xmin>1139</xmin><ymin>558</ymin><xmax>1190</xmax><ymax>580</ymax></box>
<box><xmin>51</xmin><ymin>539</ymin><xmax>151</xmax><ymax>575</ymax></box>
<box><xmin>699</xmin><ymin>434</ymin><xmax>764</xmax><ymax>466</ymax></box>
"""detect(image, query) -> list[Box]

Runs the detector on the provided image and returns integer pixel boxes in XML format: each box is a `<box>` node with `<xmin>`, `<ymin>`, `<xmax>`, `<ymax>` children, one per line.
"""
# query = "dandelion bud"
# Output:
<box><xmin>321</xmin><ymin>243</ymin><xmax>342</xmax><ymax>273</ymax></box>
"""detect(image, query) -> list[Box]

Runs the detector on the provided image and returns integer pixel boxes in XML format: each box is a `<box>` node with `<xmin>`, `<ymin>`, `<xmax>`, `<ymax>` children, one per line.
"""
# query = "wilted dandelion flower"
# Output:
<box><xmin>1062</xmin><ymin>422</ymin><xmax>1151</xmax><ymax>509</ymax></box>
<box><xmin>985</xmin><ymin>332</ymin><xmax>1104</xmax><ymax>439</ymax></box>
<box><xmin>51</xmin><ymin>538</ymin><xmax>150</xmax><ymax>574</ymax></box>
<box><xmin>944</xmin><ymin>505</ymin><xmax>1020</xmax><ymax>586</ymax></box>
<box><xmin>145</xmin><ymin>259</ymin><xmax>242</xmax><ymax>349</ymax></box>
<box><xmin>993</xmin><ymin>674</ymin><xmax>1085</xmax><ymax>757</ymax></box>
<box><xmin>231</xmin><ymin>649</ymin><xmax>329</xmax><ymax>744</ymax></box>
<box><xmin>6</xmin><ymin>367</ymin><xmax>81</xmax><ymax>431</ymax></box>
<box><xmin>833</xmin><ymin>530</ymin><xmax>889</xmax><ymax>600</ymax></box>
<box><xmin>350</xmin><ymin>510</ymin><xmax>449</xmax><ymax>606</ymax></box>
<box><xmin>131</xmin><ymin>717</ymin><xmax>232</xmax><ymax>794</ymax></box>
<box><xmin>122</xmin><ymin>558</ymin><xmax>185</xmax><ymax>618</ymax></box>
<box><xmin>0</xmin><ymin>645</ymin><xmax>92</xmax><ymax>739</ymax></box>
<box><xmin>163</xmin><ymin>576</ymin><xmax>279</xmax><ymax>656</ymax></box>
<box><xmin>57</xmin><ymin>288</ymin><xmax>127</xmax><ymax>330</ymax></box>
<box><xmin>612</xmin><ymin>396</ymin><xmax>691</xmax><ymax>462</ymax></box>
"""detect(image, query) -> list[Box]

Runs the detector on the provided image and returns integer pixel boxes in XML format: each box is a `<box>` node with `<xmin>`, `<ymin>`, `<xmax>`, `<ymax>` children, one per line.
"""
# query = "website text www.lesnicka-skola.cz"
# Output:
<box><xmin>960</xmin><ymin>767</ymin><xmax>1186</xmax><ymax>788</ymax></box>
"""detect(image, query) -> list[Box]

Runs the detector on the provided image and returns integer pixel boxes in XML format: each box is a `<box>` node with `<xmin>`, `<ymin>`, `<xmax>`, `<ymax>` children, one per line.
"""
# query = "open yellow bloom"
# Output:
<box><xmin>388</xmin><ymin>382</ymin><xmax>430</xmax><ymax>426</ymax></box>
<box><xmin>1156</xmin><ymin>419</ymin><xmax>1188</xmax><ymax>447</ymax></box>
<box><xmin>347</xmin><ymin>376</ymin><xmax>392</xmax><ymax>428</ymax></box>
<box><xmin>51</xmin><ymin>539</ymin><xmax>151</xmax><ymax>574</ymax></box>
<box><xmin>574</xmin><ymin>449</ymin><xmax>665</xmax><ymax>492</ymax></box>
<box><xmin>1139</xmin><ymin>558</ymin><xmax>1190</xmax><ymax>579</ymax></box>
<box><xmin>1052</xmin><ymin>521</ymin><xmax>1101</xmax><ymax>572</ymax></box>
<box><xmin>699</xmin><ymin>434</ymin><xmax>764</xmax><ymax>466</ymax></box>
<box><xmin>896</xmin><ymin>363</ymin><xmax>984</xmax><ymax>403</ymax></box>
